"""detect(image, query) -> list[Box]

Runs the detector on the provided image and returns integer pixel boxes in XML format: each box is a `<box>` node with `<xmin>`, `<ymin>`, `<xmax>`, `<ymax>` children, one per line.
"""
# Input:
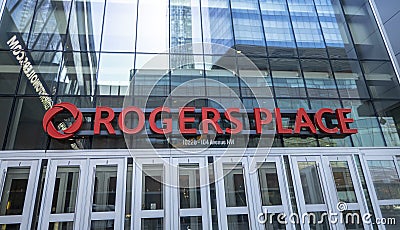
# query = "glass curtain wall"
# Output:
<box><xmin>0</xmin><ymin>0</ymin><xmax>399</xmax><ymax>150</ymax></box>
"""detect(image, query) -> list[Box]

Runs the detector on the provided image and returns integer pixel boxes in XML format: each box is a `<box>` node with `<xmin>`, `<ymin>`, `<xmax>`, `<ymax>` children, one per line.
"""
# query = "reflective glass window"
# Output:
<box><xmin>58</xmin><ymin>52</ymin><xmax>98</xmax><ymax>96</ymax></box>
<box><xmin>201</xmin><ymin>0</ymin><xmax>234</xmax><ymax>54</ymax></box>
<box><xmin>67</xmin><ymin>0</ymin><xmax>105</xmax><ymax>52</ymax></box>
<box><xmin>97</xmin><ymin>53</ymin><xmax>134</xmax><ymax>96</ymax></box>
<box><xmin>287</xmin><ymin>0</ymin><xmax>326</xmax><ymax>58</ymax></box>
<box><xmin>342</xmin><ymin>100</ymin><xmax>385</xmax><ymax>147</ymax></box>
<box><xmin>270</xmin><ymin>58</ymin><xmax>306</xmax><ymax>98</ymax></box>
<box><xmin>0</xmin><ymin>51</ymin><xmax>20</xmax><ymax>94</ymax></box>
<box><xmin>227</xmin><ymin>214</ymin><xmax>249</xmax><ymax>230</ymax></box>
<box><xmin>373</xmin><ymin>100</ymin><xmax>400</xmax><ymax>146</ymax></box>
<box><xmin>332</xmin><ymin>60</ymin><xmax>369</xmax><ymax>99</ymax></box>
<box><xmin>28</xmin><ymin>0</ymin><xmax>72</xmax><ymax>51</ymax></box>
<box><xmin>342</xmin><ymin>1</ymin><xmax>390</xmax><ymax>60</ymax></box>
<box><xmin>330</xmin><ymin>161</ymin><xmax>357</xmax><ymax>203</ymax></box>
<box><xmin>101</xmin><ymin>0</ymin><xmax>137</xmax><ymax>52</ymax></box>
<box><xmin>301</xmin><ymin>59</ymin><xmax>338</xmax><ymax>98</ymax></box>
<box><xmin>259</xmin><ymin>0</ymin><xmax>297</xmax><ymax>57</ymax></box>
<box><xmin>17</xmin><ymin>51</ymin><xmax>62</xmax><ymax>96</ymax></box>
<box><xmin>231</xmin><ymin>0</ymin><xmax>266</xmax><ymax>56</ymax></box>
<box><xmin>361</xmin><ymin>61</ymin><xmax>400</xmax><ymax>99</ymax></box>
<box><xmin>136</xmin><ymin>0</ymin><xmax>169</xmax><ymax>53</ymax></box>
<box><xmin>0</xmin><ymin>98</ymin><xmax>13</xmax><ymax>148</ymax></box>
<box><xmin>0</xmin><ymin>0</ymin><xmax>36</xmax><ymax>49</ymax></box>
<box><xmin>170</xmin><ymin>0</ymin><xmax>202</xmax><ymax>55</ymax></box>
<box><xmin>6</xmin><ymin>97</ymin><xmax>48</xmax><ymax>150</ymax></box>
<box><xmin>367</xmin><ymin>160</ymin><xmax>400</xmax><ymax>200</ymax></box>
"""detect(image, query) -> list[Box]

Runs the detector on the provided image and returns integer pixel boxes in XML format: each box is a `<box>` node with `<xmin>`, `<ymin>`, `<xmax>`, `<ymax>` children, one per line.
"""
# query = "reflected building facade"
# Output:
<box><xmin>0</xmin><ymin>0</ymin><xmax>400</xmax><ymax>229</ymax></box>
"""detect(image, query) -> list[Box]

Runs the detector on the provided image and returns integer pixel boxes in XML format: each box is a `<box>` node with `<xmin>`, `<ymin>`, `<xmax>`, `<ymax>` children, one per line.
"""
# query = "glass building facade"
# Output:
<box><xmin>0</xmin><ymin>0</ymin><xmax>400</xmax><ymax>229</ymax></box>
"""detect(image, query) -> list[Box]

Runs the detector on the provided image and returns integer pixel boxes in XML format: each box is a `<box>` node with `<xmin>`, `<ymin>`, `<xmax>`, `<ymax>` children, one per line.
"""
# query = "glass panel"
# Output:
<box><xmin>342</xmin><ymin>100</ymin><xmax>385</xmax><ymax>147</ymax></box>
<box><xmin>141</xmin><ymin>218</ymin><xmax>163</xmax><ymax>230</ymax></box>
<box><xmin>287</xmin><ymin>0</ymin><xmax>326</xmax><ymax>58</ymax></box>
<box><xmin>259</xmin><ymin>0</ymin><xmax>297</xmax><ymax>57</ymax></box>
<box><xmin>270</xmin><ymin>58</ymin><xmax>306</xmax><ymax>98</ymax></box>
<box><xmin>307</xmin><ymin>212</ymin><xmax>329</xmax><ymax>230</ymax></box>
<box><xmin>90</xmin><ymin>220</ymin><xmax>114</xmax><ymax>230</ymax></box>
<box><xmin>227</xmin><ymin>214</ymin><xmax>249</xmax><ymax>230</ymax></box>
<box><xmin>97</xmin><ymin>53</ymin><xmax>134</xmax><ymax>96</ymax></box>
<box><xmin>331</xmin><ymin>60</ymin><xmax>369</xmax><ymax>99</ymax></box>
<box><xmin>298</xmin><ymin>161</ymin><xmax>324</xmax><ymax>204</ymax></box>
<box><xmin>330</xmin><ymin>161</ymin><xmax>357</xmax><ymax>203</ymax></box>
<box><xmin>101</xmin><ymin>0</ymin><xmax>137</xmax><ymax>52</ymax></box>
<box><xmin>92</xmin><ymin>165</ymin><xmax>117</xmax><ymax>212</ymax></box>
<box><xmin>66</xmin><ymin>0</ymin><xmax>105</xmax><ymax>51</ymax></box>
<box><xmin>314</xmin><ymin>0</ymin><xmax>357</xmax><ymax>59</ymax></box>
<box><xmin>201</xmin><ymin>0</ymin><xmax>234</xmax><ymax>54</ymax></box>
<box><xmin>380</xmin><ymin>205</ymin><xmax>400</xmax><ymax>230</ymax></box>
<box><xmin>367</xmin><ymin>160</ymin><xmax>400</xmax><ymax>200</ymax></box>
<box><xmin>258</xmin><ymin>162</ymin><xmax>282</xmax><ymax>206</ymax></box>
<box><xmin>342</xmin><ymin>1</ymin><xmax>390</xmax><ymax>60</ymax></box>
<box><xmin>180</xmin><ymin>216</ymin><xmax>202</xmax><ymax>230</ymax></box>
<box><xmin>361</xmin><ymin>61</ymin><xmax>400</xmax><ymax>99</ymax></box>
<box><xmin>51</xmin><ymin>166</ymin><xmax>79</xmax><ymax>214</ymax></box>
<box><xmin>0</xmin><ymin>98</ymin><xmax>13</xmax><ymax>147</ymax></box>
<box><xmin>0</xmin><ymin>167</ymin><xmax>30</xmax><ymax>215</ymax></box>
<box><xmin>136</xmin><ymin>0</ymin><xmax>169</xmax><ymax>53</ymax></box>
<box><xmin>179</xmin><ymin>164</ymin><xmax>201</xmax><ymax>209</ymax></box>
<box><xmin>301</xmin><ymin>59</ymin><xmax>338</xmax><ymax>98</ymax></box>
<box><xmin>28</xmin><ymin>0</ymin><xmax>72</xmax><ymax>50</ymax></box>
<box><xmin>0</xmin><ymin>51</ymin><xmax>21</xmax><ymax>94</ymax></box>
<box><xmin>170</xmin><ymin>0</ymin><xmax>202</xmax><ymax>54</ymax></box>
<box><xmin>17</xmin><ymin>51</ymin><xmax>62</xmax><ymax>96</ymax></box>
<box><xmin>223</xmin><ymin>165</ymin><xmax>247</xmax><ymax>207</ymax></box>
<box><xmin>58</xmin><ymin>52</ymin><xmax>98</xmax><ymax>96</ymax></box>
<box><xmin>0</xmin><ymin>0</ymin><xmax>36</xmax><ymax>49</ymax></box>
<box><xmin>142</xmin><ymin>165</ymin><xmax>163</xmax><ymax>210</ymax></box>
<box><xmin>231</xmin><ymin>0</ymin><xmax>266</xmax><ymax>56</ymax></box>
<box><xmin>374</xmin><ymin>100</ymin><xmax>400</xmax><ymax>147</ymax></box>
<box><xmin>48</xmin><ymin>222</ymin><xmax>73</xmax><ymax>230</ymax></box>
<box><xmin>284</xmin><ymin>136</ymin><xmax>318</xmax><ymax>147</ymax></box>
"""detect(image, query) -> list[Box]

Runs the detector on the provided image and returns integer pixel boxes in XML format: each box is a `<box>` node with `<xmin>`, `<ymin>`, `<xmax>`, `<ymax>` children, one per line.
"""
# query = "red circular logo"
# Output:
<box><xmin>43</xmin><ymin>102</ymin><xmax>83</xmax><ymax>139</ymax></box>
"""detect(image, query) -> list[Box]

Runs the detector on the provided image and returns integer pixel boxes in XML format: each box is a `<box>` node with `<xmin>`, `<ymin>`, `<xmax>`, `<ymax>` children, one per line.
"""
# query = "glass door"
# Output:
<box><xmin>0</xmin><ymin>160</ymin><xmax>40</xmax><ymax>229</ymax></box>
<box><xmin>171</xmin><ymin>157</ymin><xmax>212</xmax><ymax>230</ymax></box>
<box><xmin>291</xmin><ymin>156</ymin><xmax>331</xmax><ymax>230</ymax></box>
<box><xmin>291</xmin><ymin>155</ymin><xmax>369</xmax><ymax>230</ymax></box>
<box><xmin>39</xmin><ymin>158</ymin><xmax>126</xmax><ymax>230</ymax></box>
<box><xmin>214</xmin><ymin>156</ymin><xmax>258</xmax><ymax>230</ymax></box>
<box><xmin>133</xmin><ymin>158</ymin><xmax>169</xmax><ymax>230</ymax></box>
<box><xmin>84</xmin><ymin>159</ymin><xmax>126</xmax><ymax>230</ymax></box>
<box><xmin>248</xmin><ymin>156</ymin><xmax>293</xmax><ymax>230</ymax></box>
<box><xmin>322</xmin><ymin>156</ymin><xmax>369</xmax><ymax>230</ymax></box>
<box><xmin>38</xmin><ymin>159</ymin><xmax>87</xmax><ymax>229</ymax></box>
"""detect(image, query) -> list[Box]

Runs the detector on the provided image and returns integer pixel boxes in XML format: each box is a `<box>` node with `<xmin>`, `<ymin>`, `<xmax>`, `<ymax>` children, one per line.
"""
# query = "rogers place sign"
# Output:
<box><xmin>43</xmin><ymin>102</ymin><xmax>358</xmax><ymax>140</ymax></box>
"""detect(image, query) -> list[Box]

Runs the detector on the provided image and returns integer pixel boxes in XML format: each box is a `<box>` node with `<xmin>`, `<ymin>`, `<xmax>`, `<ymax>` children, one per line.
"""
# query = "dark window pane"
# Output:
<box><xmin>373</xmin><ymin>100</ymin><xmax>400</xmax><ymax>146</ymax></box>
<box><xmin>332</xmin><ymin>60</ymin><xmax>369</xmax><ymax>99</ymax></box>
<box><xmin>270</xmin><ymin>59</ymin><xmax>306</xmax><ymax>98</ymax></box>
<box><xmin>0</xmin><ymin>167</ymin><xmax>30</xmax><ymax>215</ymax></box>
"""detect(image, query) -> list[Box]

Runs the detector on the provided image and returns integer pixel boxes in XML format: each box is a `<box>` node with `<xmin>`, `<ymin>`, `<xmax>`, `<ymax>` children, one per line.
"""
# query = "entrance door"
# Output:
<box><xmin>214</xmin><ymin>156</ymin><xmax>258</xmax><ymax>230</ymax></box>
<box><xmin>291</xmin><ymin>155</ymin><xmax>369</xmax><ymax>230</ymax></box>
<box><xmin>133</xmin><ymin>157</ymin><xmax>212</xmax><ymax>229</ymax></box>
<box><xmin>38</xmin><ymin>158</ymin><xmax>126</xmax><ymax>229</ymax></box>
<box><xmin>171</xmin><ymin>157</ymin><xmax>212</xmax><ymax>230</ymax></box>
<box><xmin>0</xmin><ymin>160</ymin><xmax>39</xmax><ymax>229</ymax></box>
